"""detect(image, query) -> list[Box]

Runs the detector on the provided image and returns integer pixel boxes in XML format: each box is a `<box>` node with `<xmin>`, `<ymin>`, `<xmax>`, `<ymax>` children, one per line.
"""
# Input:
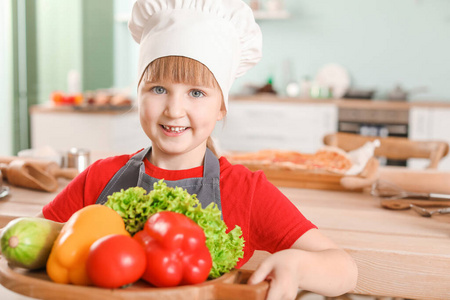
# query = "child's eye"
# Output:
<box><xmin>151</xmin><ymin>86</ymin><xmax>166</xmax><ymax>94</ymax></box>
<box><xmin>190</xmin><ymin>89</ymin><xmax>205</xmax><ymax>98</ymax></box>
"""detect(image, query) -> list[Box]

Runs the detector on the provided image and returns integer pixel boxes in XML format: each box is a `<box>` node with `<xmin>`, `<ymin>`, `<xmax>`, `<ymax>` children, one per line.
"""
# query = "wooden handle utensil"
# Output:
<box><xmin>380</xmin><ymin>198</ymin><xmax>450</xmax><ymax>210</ymax></box>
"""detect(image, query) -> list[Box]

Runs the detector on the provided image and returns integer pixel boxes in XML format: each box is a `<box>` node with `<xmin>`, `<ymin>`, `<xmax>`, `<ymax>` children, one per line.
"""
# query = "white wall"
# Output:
<box><xmin>36</xmin><ymin>0</ymin><xmax>83</xmax><ymax>103</ymax></box>
<box><xmin>113</xmin><ymin>0</ymin><xmax>450</xmax><ymax>102</ymax></box>
<box><xmin>0</xmin><ymin>0</ymin><xmax>13</xmax><ymax>155</ymax></box>
<box><xmin>235</xmin><ymin>0</ymin><xmax>450</xmax><ymax>101</ymax></box>
<box><xmin>113</xmin><ymin>0</ymin><xmax>138</xmax><ymax>94</ymax></box>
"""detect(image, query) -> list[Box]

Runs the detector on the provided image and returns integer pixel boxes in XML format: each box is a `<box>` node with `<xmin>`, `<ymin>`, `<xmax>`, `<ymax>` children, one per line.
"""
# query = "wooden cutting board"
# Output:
<box><xmin>240</xmin><ymin>157</ymin><xmax>379</xmax><ymax>192</ymax></box>
<box><xmin>244</xmin><ymin>163</ymin><xmax>347</xmax><ymax>190</ymax></box>
<box><xmin>0</xmin><ymin>257</ymin><xmax>268</xmax><ymax>300</ymax></box>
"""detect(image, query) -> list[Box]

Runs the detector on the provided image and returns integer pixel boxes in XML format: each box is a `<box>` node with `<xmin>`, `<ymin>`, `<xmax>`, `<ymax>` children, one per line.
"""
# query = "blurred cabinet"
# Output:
<box><xmin>409</xmin><ymin>107</ymin><xmax>450</xmax><ymax>170</ymax></box>
<box><xmin>30</xmin><ymin>106</ymin><xmax>149</xmax><ymax>154</ymax></box>
<box><xmin>214</xmin><ymin>100</ymin><xmax>337</xmax><ymax>153</ymax></box>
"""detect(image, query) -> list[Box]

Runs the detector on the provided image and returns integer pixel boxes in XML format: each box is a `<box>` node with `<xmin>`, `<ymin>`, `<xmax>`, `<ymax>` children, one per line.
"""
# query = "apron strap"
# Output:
<box><xmin>96</xmin><ymin>147</ymin><xmax>151</xmax><ymax>205</ymax></box>
<box><xmin>203</xmin><ymin>147</ymin><xmax>219</xmax><ymax>178</ymax></box>
<box><xmin>96</xmin><ymin>147</ymin><xmax>220</xmax><ymax>207</ymax></box>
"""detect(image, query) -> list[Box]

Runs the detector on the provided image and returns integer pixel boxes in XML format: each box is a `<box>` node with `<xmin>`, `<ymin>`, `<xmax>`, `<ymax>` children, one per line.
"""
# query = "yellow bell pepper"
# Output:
<box><xmin>46</xmin><ymin>204</ymin><xmax>130</xmax><ymax>285</ymax></box>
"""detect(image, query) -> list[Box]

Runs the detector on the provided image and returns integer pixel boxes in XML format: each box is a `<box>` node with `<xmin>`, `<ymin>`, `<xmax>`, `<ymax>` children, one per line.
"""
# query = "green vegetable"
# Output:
<box><xmin>0</xmin><ymin>217</ymin><xmax>63</xmax><ymax>269</ymax></box>
<box><xmin>104</xmin><ymin>180</ymin><xmax>244</xmax><ymax>278</ymax></box>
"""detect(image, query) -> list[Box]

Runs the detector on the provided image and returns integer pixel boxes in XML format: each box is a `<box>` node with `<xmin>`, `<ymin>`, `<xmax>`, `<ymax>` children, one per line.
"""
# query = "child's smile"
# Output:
<box><xmin>161</xmin><ymin>125</ymin><xmax>190</xmax><ymax>135</ymax></box>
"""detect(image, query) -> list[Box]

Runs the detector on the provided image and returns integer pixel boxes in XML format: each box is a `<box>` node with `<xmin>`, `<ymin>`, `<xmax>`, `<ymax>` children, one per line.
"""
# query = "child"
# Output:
<box><xmin>41</xmin><ymin>0</ymin><xmax>357</xmax><ymax>299</ymax></box>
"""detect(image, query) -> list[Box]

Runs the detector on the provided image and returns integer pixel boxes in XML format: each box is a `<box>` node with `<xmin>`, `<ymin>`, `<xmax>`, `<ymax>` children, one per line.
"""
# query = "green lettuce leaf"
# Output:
<box><xmin>104</xmin><ymin>180</ymin><xmax>244</xmax><ymax>278</ymax></box>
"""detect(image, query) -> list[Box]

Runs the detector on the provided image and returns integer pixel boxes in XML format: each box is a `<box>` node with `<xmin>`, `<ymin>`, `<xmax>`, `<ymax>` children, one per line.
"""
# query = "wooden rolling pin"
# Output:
<box><xmin>0</xmin><ymin>156</ymin><xmax>78</xmax><ymax>180</ymax></box>
<box><xmin>379</xmin><ymin>167</ymin><xmax>450</xmax><ymax>194</ymax></box>
<box><xmin>0</xmin><ymin>160</ymin><xmax>58</xmax><ymax>192</ymax></box>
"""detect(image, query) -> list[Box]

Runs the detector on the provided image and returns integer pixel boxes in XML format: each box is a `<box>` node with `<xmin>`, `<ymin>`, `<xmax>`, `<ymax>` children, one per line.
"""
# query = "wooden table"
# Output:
<box><xmin>1</xmin><ymin>182</ymin><xmax>450</xmax><ymax>299</ymax></box>
<box><xmin>244</xmin><ymin>187</ymin><xmax>450</xmax><ymax>300</ymax></box>
<box><xmin>0</xmin><ymin>179</ymin><xmax>70</xmax><ymax>227</ymax></box>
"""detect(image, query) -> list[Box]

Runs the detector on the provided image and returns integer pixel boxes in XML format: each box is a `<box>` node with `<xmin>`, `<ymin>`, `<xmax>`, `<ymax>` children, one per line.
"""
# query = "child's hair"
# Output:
<box><xmin>142</xmin><ymin>56</ymin><xmax>224</xmax><ymax>157</ymax></box>
<box><xmin>142</xmin><ymin>56</ymin><xmax>220</xmax><ymax>90</ymax></box>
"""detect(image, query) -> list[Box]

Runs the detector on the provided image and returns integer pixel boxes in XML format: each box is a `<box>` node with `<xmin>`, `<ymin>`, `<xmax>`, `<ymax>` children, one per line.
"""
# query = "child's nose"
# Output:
<box><xmin>164</xmin><ymin>96</ymin><xmax>186</xmax><ymax>118</ymax></box>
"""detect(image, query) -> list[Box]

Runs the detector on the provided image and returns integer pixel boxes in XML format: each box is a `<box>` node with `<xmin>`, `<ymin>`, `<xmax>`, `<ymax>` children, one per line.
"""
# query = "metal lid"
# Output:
<box><xmin>68</xmin><ymin>147</ymin><xmax>90</xmax><ymax>156</ymax></box>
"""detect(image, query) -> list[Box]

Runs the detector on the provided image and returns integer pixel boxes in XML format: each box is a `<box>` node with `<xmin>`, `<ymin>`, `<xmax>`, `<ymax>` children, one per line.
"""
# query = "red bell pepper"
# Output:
<box><xmin>133</xmin><ymin>211</ymin><xmax>212</xmax><ymax>287</ymax></box>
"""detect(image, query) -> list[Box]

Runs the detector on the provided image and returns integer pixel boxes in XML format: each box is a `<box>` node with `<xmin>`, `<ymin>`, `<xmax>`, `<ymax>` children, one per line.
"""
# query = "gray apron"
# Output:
<box><xmin>95</xmin><ymin>147</ymin><xmax>222</xmax><ymax>212</ymax></box>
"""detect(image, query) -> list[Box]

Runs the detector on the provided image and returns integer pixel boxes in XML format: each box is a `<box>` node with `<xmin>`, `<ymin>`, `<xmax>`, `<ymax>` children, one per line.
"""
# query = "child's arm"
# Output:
<box><xmin>248</xmin><ymin>228</ymin><xmax>358</xmax><ymax>300</ymax></box>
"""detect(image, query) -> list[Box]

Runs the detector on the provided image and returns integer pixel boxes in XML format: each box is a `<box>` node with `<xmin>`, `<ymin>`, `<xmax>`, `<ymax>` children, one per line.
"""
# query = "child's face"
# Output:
<box><xmin>138</xmin><ymin>79</ymin><xmax>226</xmax><ymax>158</ymax></box>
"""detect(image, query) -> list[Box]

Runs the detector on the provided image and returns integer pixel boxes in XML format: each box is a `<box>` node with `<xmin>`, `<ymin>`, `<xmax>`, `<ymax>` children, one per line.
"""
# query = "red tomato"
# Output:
<box><xmin>86</xmin><ymin>234</ymin><xmax>146</xmax><ymax>288</ymax></box>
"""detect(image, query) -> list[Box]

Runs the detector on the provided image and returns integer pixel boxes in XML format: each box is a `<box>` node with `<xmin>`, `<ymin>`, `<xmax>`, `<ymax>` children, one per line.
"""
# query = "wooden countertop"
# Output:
<box><xmin>243</xmin><ymin>187</ymin><xmax>450</xmax><ymax>299</ymax></box>
<box><xmin>29</xmin><ymin>103</ymin><xmax>136</xmax><ymax>115</ymax></box>
<box><xmin>1</xmin><ymin>179</ymin><xmax>449</xmax><ymax>299</ymax></box>
<box><xmin>30</xmin><ymin>96</ymin><xmax>450</xmax><ymax>115</ymax></box>
<box><xmin>0</xmin><ymin>179</ymin><xmax>68</xmax><ymax>228</ymax></box>
<box><xmin>229</xmin><ymin>94</ymin><xmax>450</xmax><ymax>109</ymax></box>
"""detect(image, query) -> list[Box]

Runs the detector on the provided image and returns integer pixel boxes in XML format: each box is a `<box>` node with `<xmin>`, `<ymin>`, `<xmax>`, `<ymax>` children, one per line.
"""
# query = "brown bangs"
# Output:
<box><xmin>142</xmin><ymin>56</ymin><xmax>219</xmax><ymax>89</ymax></box>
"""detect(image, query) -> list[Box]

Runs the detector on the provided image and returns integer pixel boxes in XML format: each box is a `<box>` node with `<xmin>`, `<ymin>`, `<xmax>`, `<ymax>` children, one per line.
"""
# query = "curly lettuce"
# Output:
<box><xmin>104</xmin><ymin>180</ymin><xmax>244</xmax><ymax>278</ymax></box>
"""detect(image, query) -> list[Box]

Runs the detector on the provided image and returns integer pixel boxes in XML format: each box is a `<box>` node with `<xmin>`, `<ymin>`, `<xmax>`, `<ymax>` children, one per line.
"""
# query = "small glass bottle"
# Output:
<box><xmin>299</xmin><ymin>76</ymin><xmax>311</xmax><ymax>98</ymax></box>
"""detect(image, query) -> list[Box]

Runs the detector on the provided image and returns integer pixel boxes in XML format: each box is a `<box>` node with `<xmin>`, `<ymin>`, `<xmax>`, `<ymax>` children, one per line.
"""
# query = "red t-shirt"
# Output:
<box><xmin>43</xmin><ymin>150</ymin><xmax>317</xmax><ymax>267</ymax></box>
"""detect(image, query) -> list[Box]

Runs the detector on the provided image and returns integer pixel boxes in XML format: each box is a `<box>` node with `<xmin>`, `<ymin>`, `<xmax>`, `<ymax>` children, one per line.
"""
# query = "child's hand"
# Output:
<box><xmin>247</xmin><ymin>249</ymin><xmax>302</xmax><ymax>300</ymax></box>
<box><xmin>247</xmin><ymin>229</ymin><xmax>358</xmax><ymax>300</ymax></box>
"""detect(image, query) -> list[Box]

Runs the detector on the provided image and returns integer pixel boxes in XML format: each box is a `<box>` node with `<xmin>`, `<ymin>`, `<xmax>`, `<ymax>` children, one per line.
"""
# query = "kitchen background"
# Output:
<box><xmin>1</xmin><ymin>0</ymin><xmax>450</xmax><ymax>155</ymax></box>
<box><xmin>1</xmin><ymin>2</ymin><xmax>449</xmax><ymax>299</ymax></box>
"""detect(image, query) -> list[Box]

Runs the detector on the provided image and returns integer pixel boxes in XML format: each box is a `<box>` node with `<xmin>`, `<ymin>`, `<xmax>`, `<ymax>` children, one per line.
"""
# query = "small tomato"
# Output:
<box><xmin>86</xmin><ymin>234</ymin><xmax>146</xmax><ymax>288</ymax></box>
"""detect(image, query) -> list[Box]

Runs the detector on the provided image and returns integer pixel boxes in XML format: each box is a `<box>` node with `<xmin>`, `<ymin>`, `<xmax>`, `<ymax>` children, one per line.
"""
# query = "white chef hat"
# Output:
<box><xmin>128</xmin><ymin>0</ymin><xmax>262</xmax><ymax>109</ymax></box>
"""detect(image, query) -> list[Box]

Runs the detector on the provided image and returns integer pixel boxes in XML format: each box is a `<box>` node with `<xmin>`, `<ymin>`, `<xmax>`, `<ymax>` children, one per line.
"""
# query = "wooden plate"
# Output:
<box><xmin>0</xmin><ymin>257</ymin><xmax>268</xmax><ymax>300</ymax></box>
